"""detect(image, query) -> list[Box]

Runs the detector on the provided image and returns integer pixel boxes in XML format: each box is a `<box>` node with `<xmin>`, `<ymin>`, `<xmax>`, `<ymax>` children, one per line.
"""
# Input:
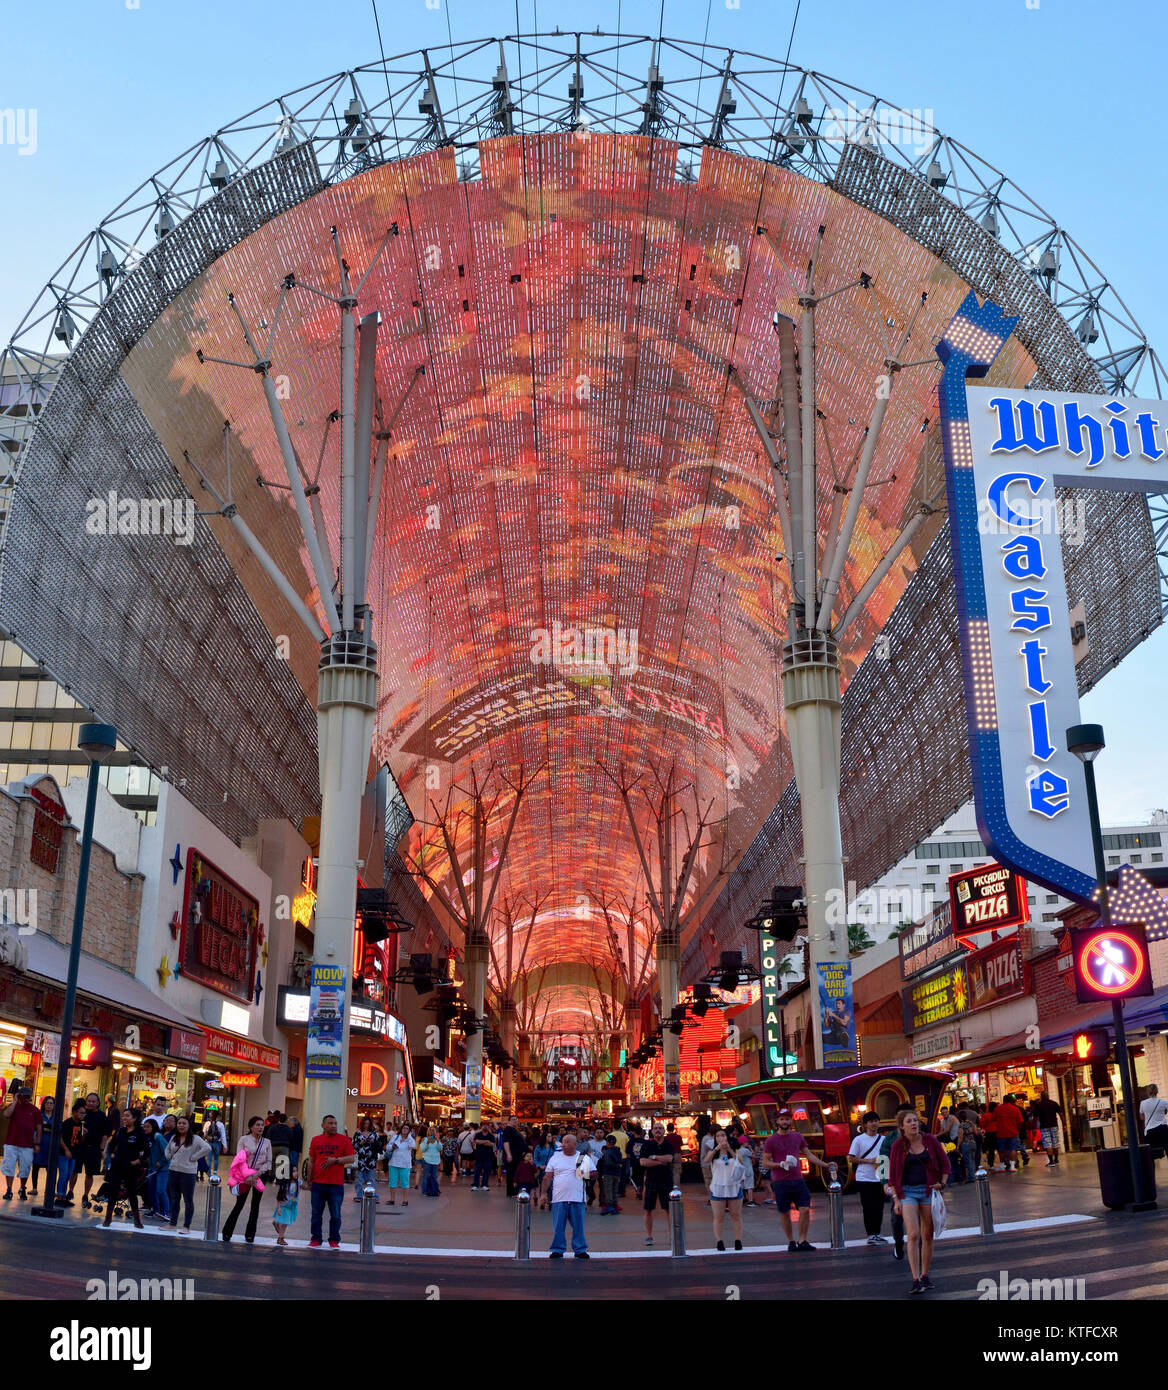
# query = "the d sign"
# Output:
<box><xmin>359</xmin><ymin>1062</ymin><xmax>389</xmax><ymax>1097</ymax></box>
<box><xmin>938</xmin><ymin>293</ymin><xmax>1168</xmax><ymax>904</ymax></box>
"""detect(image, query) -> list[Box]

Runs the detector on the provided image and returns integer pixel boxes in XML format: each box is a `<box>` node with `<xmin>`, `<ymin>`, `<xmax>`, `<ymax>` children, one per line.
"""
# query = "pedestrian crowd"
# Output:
<box><xmin>9</xmin><ymin>1081</ymin><xmax>1164</xmax><ymax>1276</ymax></box>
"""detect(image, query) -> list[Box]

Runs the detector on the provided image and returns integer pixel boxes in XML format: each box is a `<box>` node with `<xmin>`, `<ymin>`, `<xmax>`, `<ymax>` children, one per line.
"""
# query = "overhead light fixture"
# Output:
<box><xmin>926</xmin><ymin>159</ymin><xmax>948</xmax><ymax>189</ymax></box>
<box><xmin>1067</xmin><ymin>723</ymin><xmax>1105</xmax><ymax>763</ymax></box>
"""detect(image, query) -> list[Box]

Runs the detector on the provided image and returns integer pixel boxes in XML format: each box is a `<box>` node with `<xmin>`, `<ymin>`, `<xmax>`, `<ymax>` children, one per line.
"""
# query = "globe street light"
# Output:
<box><xmin>31</xmin><ymin>723</ymin><xmax>118</xmax><ymax>1220</ymax></box>
<box><xmin>1065</xmin><ymin>722</ymin><xmax>1155</xmax><ymax>1211</ymax></box>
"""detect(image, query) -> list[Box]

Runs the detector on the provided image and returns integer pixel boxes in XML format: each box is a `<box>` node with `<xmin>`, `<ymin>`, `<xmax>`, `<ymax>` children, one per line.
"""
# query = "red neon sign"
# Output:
<box><xmin>1072</xmin><ymin>926</ymin><xmax>1151</xmax><ymax>1002</ymax></box>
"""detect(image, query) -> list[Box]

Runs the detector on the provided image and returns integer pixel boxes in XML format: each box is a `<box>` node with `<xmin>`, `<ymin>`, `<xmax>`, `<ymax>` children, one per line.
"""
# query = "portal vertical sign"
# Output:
<box><xmin>760</xmin><ymin>932</ymin><xmax>783</xmax><ymax>1077</ymax></box>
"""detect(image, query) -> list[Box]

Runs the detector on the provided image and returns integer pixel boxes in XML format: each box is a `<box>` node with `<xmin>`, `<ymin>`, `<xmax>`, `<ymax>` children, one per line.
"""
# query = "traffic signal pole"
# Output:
<box><xmin>31</xmin><ymin>734</ymin><xmax>109</xmax><ymax>1219</ymax></box>
<box><xmin>1080</xmin><ymin>754</ymin><xmax>1155</xmax><ymax>1210</ymax></box>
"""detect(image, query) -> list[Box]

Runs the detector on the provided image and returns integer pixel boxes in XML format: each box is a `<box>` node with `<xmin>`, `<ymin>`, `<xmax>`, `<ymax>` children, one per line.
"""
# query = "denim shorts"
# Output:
<box><xmin>900</xmin><ymin>1184</ymin><xmax>929</xmax><ymax>1206</ymax></box>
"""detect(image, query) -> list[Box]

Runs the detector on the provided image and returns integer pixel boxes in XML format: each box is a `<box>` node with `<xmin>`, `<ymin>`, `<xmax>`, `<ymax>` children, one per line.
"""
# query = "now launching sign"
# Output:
<box><xmin>938</xmin><ymin>293</ymin><xmax>1168</xmax><ymax>906</ymax></box>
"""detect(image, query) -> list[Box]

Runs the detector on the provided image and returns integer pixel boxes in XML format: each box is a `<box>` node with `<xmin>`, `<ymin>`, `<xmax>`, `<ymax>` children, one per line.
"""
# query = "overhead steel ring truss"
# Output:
<box><xmin>0</xmin><ymin>31</ymin><xmax>1162</xmax><ymax>910</ymax></box>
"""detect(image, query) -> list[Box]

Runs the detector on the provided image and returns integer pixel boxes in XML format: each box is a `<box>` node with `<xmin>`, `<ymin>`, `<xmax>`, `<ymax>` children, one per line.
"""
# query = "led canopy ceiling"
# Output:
<box><xmin>1</xmin><ymin>36</ymin><xmax>1161</xmax><ymax>1033</ymax></box>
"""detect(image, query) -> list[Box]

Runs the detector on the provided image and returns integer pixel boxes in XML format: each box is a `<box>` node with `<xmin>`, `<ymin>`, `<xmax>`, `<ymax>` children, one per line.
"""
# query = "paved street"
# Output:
<box><xmin>1</xmin><ymin>1153</ymin><xmax>1162</xmax><ymax>1299</ymax></box>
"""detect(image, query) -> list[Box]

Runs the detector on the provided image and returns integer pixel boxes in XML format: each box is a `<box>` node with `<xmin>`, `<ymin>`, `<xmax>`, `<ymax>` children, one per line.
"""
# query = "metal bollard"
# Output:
<box><xmin>514</xmin><ymin>1190</ymin><xmax>531</xmax><ymax>1260</ymax></box>
<box><xmin>827</xmin><ymin>1181</ymin><xmax>845</xmax><ymax>1250</ymax></box>
<box><xmin>669</xmin><ymin>1188</ymin><xmax>686</xmax><ymax>1257</ymax></box>
<box><xmin>359</xmin><ymin>1183</ymin><xmax>378</xmax><ymax>1253</ymax></box>
<box><xmin>974</xmin><ymin>1168</ymin><xmax>994</xmax><ymax>1235</ymax></box>
<box><xmin>203</xmin><ymin>1174</ymin><xmax>221</xmax><ymax>1242</ymax></box>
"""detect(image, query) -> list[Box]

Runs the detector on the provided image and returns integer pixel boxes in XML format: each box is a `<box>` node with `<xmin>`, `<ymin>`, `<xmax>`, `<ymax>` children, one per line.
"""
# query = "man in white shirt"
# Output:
<box><xmin>539</xmin><ymin>1132</ymin><xmax>594</xmax><ymax>1259</ymax></box>
<box><xmin>1140</xmin><ymin>1084</ymin><xmax>1168</xmax><ymax>1160</ymax></box>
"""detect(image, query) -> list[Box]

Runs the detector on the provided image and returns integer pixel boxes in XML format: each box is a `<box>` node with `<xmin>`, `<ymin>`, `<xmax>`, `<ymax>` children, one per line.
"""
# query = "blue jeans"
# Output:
<box><xmin>55</xmin><ymin>1157</ymin><xmax>75</xmax><ymax>1197</ymax></box>
<box><xmin>422</xmin><ymin>1162</ymin><xmax>441</xmax><ymax>1196</ymax></box>
<box><xmin>147</xmin><ymin>1170</ymin><xmax>170</xmax><ymax>1217</ymax></box>
<box><xmin>472</xmin><ymin>1157</ymin><xmax>494</xmax><ymax>1188</ymax></box>
<box><xmin>311</xmin><ymin>1183</ymin><xmax>344</xmax><ymax>1243</ymax></box>
<box><xmin>550</xmin><ymin>1201</ymin><xmax>587</xmax><ymax>1254</ymax></box>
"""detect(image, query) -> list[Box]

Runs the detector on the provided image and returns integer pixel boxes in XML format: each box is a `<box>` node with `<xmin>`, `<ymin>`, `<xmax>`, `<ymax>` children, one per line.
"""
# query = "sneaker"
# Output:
<box><xmin>645</xmin><ymin>1236</ymin><xmax>653</xmax><ymax>1245</ymax></box>
<box><xmin>308</xmin><ymin>1238</ymin><xmax>322</xmax><ymax>1248</ymax></box>
<box><xmin>716</xmin><ymin>1239</ymin><xmax>726</xmax><ymax>1251</ymax></box>
<box><xmin>18</xmin><ymin>1188</ymin><xmax>27</xmax><ymax>1201</ymax></box>
<box><xmin>181</xmin><ymin>1227</ymin><xmax>190</xmax><ymax>1234</ymax></box>
<box><xmin>329</xmin><ymin>1241</ymin><xmax>340</xmax><ymax>1249</ymax></box>
<box><xmin>910</xmin><ymin>1279</ymin><xmax>923</xmax><ymax>1295</ymax></box>
<box><xmin>1</xmin><ymin>1191</ymin><xmax>11</xmax><ymax>1201</ymax></box>
<box><xmin>574</xmin><ymin>1251</ymin><xmax>590</xmax><ymax>1260</ymax></box>
<box><xmin>787</xmin><ymin>1240</ymin><xmax>798</xmax><ymax>1253</ymax></box>
<box><xmin>796</xmin><ymin>1241</ymin><xmax>816</xmax><ymax>1252</ymax></box>
<box><xmin>868</xmin><ymin>1233</ymin><xmax>888</xmax><ymax>1244</ymax></box>
<box><xmin>920</xmin><ymin>1275</ymin><xmax>936</xmax><ymax>1291</ymax></box>
<box><xmin>734</xmin><ymin>1240</ymin><xmax>743</xmax><ymax>1251</ymax></box>
<box><xmin>81</xmin><ymin>1196</ymin><xmax>91</xmax><ymax>1209</ymax></box>
<box><xmin>549</xmin><ymin>1251</ymin><xmax>563</xmax><ymax>1259</ymax></box>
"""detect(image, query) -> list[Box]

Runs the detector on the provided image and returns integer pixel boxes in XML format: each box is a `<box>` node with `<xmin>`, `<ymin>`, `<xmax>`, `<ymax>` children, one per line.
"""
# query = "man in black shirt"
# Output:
<box><xmin>68</xmin><ymin>1092</ymin><xmax>112</xmax><ymax>1209</ymax></box>
<box><xmin>1033</xmin><ymin>1094</ymin><xmax>1064</xmax><ymax>1167</ymax></box>
<box><xmin>501</xmin><ymin>1116</ymin><xmax>528</xmax><ymax>1197</ymax></box>
<box><xmin>267</xmin><ymin>1112</ymin><xmax>294</xmax><ymax>1181</ymax></box>
<box><xmin>638</xmin><ymin>1122</ymin><xmax>675</xmax><ymax>1247</ymax></box>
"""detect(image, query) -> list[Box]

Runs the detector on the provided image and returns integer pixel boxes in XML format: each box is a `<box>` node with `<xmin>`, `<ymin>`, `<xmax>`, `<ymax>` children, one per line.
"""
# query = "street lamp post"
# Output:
<box><xmin>31</xmin><ymin>723</ymin><xmax>118</xmax><ymax>1220</ymax></box>
<box><xmin>1066</xmin><ymin>723</ymin><xmax>1155</xmax><ymax>1211</ymax></box>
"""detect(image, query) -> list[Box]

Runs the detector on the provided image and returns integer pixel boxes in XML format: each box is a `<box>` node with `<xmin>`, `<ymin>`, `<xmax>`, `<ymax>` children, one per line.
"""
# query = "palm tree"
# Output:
<box><xmin>848</xmin><ymin>922</ymin><xmax>876</xmax><ymax>956</ymax></box>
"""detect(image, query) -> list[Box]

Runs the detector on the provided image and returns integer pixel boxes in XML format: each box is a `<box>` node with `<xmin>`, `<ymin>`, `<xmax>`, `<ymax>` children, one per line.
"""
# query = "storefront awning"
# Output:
<box><xmin>24</xmin><ymin>930</ymin><xmax>194</xmax><ymax>1033</ymax></box>
<box><xmin>856</xmin><ymin>992</ymin><xmax>901</xmax><ymax>1024</ymax></box>
<box><xmin>955</xmin><ymin>1031</ymin><xmax>1034</xmax><ymax>1070</ymax></box>
<box><xmin>1121</xmin><ymin>985</ymin><xmax>1168</xmax><ymax>1033</ymax></box>
<box><xmin>1040</xmin><ymin>1003</ymin><xmax>1117</xmax><ymax>1050</ymax></box>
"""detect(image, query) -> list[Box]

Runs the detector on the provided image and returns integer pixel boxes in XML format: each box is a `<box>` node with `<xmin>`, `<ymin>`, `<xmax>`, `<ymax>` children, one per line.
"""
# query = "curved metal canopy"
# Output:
<box><xmin>1</xmin><ymin>36</ymin><xmax>1161</xmax><ymax>1033</ymax></box>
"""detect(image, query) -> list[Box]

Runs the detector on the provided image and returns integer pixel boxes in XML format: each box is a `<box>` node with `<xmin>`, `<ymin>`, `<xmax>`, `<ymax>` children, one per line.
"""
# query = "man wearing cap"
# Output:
<box><xmin>1</xmin><ymin>1085</ymin><xmax>42</xmax><ymax>1201</ymax></box>
<box><xmin>760</xmin><ymin>1107</ymin><xmax>836</xmax><ymax>1251</ymax></box>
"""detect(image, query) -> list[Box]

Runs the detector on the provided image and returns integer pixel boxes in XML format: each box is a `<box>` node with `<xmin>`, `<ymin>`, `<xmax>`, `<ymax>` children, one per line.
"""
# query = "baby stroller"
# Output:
<box><xmin>89</xmin><ymin>1165</ymin><xmax>149</xmax><ymax>1221</ymax></box>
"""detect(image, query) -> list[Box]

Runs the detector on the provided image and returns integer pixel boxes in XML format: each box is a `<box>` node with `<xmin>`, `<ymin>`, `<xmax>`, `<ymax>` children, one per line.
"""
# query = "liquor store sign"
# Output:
<box><xmin>902</xmin><ymin>963</ymin><xmax>969</xmax><ymax>1034</ymax></box>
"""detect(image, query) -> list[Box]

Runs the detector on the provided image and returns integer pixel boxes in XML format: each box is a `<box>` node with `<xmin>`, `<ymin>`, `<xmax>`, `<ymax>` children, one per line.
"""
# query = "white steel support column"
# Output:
<box><xmin>781</xmin><ymin>628</ymin><xmax>845</xmax><ymax>1070</ymax></box>
<box><xmin>464</xmin><ymin>939</ymin><xmax>488</xmax><ymax>1125</ymax></box>
<box><xmin>303</xmin><ymin>621</ymin><xmax>378</xmax><ymax>1130</ymax></box>
<box><xmin>657</xmin><ymin>937</ymin><xmax>680</xmax><ymax>1103</ymax></box>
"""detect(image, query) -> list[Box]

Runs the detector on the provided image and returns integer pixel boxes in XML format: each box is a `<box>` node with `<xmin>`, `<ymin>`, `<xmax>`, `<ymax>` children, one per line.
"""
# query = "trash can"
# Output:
<box><xmin>1095</xmin><ymin>1145</ymin><xmax>1157</xmax><ymax>1210</ymax></box>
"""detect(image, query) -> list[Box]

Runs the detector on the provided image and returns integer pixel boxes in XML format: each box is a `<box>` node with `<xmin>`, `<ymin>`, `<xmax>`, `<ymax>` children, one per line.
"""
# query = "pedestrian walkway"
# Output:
<box><xmin>0</xmin><ymin>1152</ymin><xmax>1119</xmax><ymax>1257</ymax></box>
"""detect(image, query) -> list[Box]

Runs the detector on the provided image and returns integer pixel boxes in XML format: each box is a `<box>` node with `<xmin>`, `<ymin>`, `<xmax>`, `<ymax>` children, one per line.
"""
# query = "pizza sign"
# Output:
<box><xmin>949</xmin><ymin>864</ymin><xmax>1029</xmax><ymax>948</ymax></box>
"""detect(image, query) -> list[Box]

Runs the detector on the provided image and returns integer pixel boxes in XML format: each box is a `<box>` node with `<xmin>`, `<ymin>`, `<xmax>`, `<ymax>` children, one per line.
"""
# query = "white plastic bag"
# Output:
<box><xmin>930</xmin><ymin>1187</ymin><xmax>947</xmax><ymax>1236</ymax></box>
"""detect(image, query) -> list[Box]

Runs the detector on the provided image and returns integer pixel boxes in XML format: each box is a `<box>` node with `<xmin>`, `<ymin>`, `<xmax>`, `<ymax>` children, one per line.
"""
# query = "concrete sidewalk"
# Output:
<box><xmin>0</xmin><ymin>1150</ymin><xmax>1121</xmax><ymax>1257</ymax></box>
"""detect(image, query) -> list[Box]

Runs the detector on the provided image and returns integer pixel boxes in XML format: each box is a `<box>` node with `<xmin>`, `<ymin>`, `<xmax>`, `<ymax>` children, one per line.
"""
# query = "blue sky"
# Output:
<box><xmin>1</xmin><ymin>0</ymin><xmax>1165</xmax><ymax>823</ymax></box>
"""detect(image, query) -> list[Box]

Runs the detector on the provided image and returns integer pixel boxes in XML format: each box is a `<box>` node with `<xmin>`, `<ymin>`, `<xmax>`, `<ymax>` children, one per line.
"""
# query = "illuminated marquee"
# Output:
<box><xmin>940</xmin><ymin>293</ymin><xmax>1168</xmax><ymax>905</ymax></box>
<box><xmin>949</xmin><ymin>863</ymin><xmax>1029</xmax><ymax>948</ymax></box>
<box><xmin>759</xmin><ymin>932</ymin><xmax>785</xmax><ymax>1077</ymax></box>
<box><xmin>180</xmin><ymin>850</ymin><xmax>260</xmax><ymax>1003</ymax></box>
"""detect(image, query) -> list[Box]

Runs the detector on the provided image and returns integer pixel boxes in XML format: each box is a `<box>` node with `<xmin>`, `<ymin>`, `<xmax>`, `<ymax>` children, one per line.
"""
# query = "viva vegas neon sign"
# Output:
<box><xmin>938</xmin><ymin>293</ymin><xmax>1168</xmax><ymax>904</ymax></box>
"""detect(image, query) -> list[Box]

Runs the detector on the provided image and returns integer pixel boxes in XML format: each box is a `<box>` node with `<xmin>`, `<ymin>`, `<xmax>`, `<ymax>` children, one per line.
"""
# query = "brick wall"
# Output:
<box><xmin>0</xmin><ymin>779</ymin><xmax>143</xmax><ymax>972</ymax></box>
